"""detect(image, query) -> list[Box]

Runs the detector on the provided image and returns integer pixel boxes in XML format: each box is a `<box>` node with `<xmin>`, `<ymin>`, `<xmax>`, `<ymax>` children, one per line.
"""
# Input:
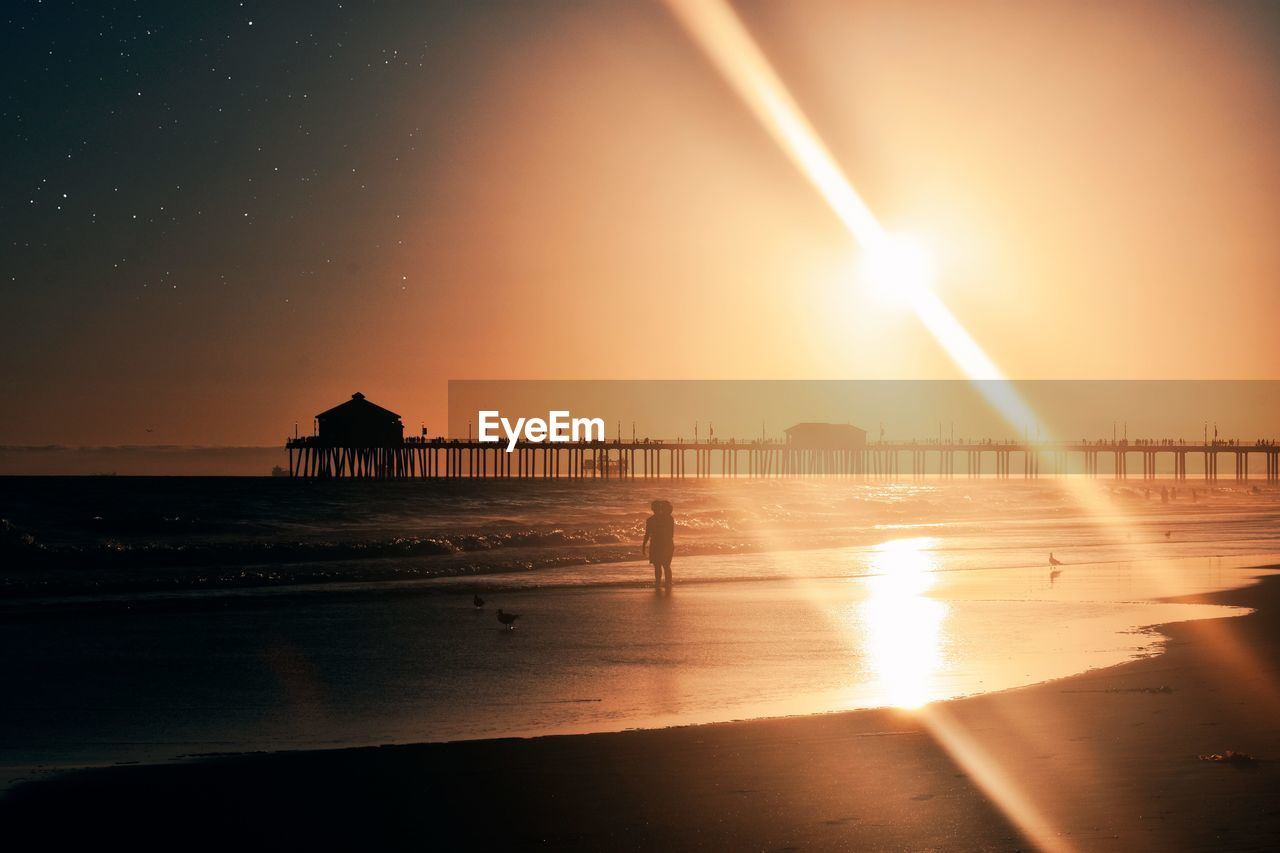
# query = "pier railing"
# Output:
<box><xmin>284</xmin><ymin>436</ymin><xmax>1280</xmax><ymax>481</ymax></box>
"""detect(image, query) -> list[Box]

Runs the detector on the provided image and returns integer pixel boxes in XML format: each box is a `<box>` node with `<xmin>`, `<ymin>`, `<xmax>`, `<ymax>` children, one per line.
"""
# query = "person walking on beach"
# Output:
<box><xmin>642</xmin><ymin>499</ymin><xmax>675</xmax><ymax>589</ymax></box>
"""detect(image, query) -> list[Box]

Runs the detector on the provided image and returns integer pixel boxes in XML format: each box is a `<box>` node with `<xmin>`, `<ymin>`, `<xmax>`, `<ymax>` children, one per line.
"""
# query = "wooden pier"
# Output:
<box><xmin>285</xmin><ymin>436</ymin><xmax>1280</xmax><ymax>482</ymax></box>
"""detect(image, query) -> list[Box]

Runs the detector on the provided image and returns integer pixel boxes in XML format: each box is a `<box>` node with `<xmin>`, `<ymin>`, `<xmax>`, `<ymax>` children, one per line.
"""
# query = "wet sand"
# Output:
<box><xmin>4</xmin><ymin>569</ymin><xmax>1279</xmax><ymax>851</ymax></box>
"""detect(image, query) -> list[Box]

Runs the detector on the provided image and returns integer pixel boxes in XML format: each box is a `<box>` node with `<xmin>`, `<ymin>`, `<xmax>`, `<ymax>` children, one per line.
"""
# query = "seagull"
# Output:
<box><xmin>473</xmin><ymin>594</ymin><xmax>485</xmax><ymax>609</ymax></box>
<box><xmin>497</xmin><ymin>609</ymin><xmax>520</xmax><ymax>629</ymax></box>
<box><xmin>1048</xmin><ymin>553</ymin><xmax>1063</xmax><ymax>567</ymax></box>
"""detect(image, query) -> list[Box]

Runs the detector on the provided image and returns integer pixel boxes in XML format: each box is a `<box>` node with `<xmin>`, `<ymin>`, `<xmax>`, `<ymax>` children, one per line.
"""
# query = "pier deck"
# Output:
<box><xmin>284</xmin><ymin>437</ymin><xmax>1280</xmax><ymax>481</ymax></box>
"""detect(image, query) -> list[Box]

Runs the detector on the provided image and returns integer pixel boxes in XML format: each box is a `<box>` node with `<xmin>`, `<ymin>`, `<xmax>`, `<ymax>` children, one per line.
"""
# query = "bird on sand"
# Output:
<box><xmin>497</xmin><ymin>609</ymin><xmax>520</xmax><ymax>629</ymax></box>
<box><xmin>1165</xmin><ymin>531</ymin><xmax>1172</xmax><ymax>538</ymax></box>
<box><xmin>473</xmin><ymin>594</ymin><xmax>485</xmax><ymax>609</ymax></box>
<box><xmin>1049</xmin><ymin>553</ymin><xmax>1063</xmax><ymax>567</ymax></box>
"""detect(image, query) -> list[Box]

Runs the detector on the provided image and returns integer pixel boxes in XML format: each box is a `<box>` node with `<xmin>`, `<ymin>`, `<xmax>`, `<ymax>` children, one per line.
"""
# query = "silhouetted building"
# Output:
<box><xmin>582</xmin><ymin>457</ymin><xmax>628</xmax><ymax>476</ymax></box>
<box><xmin>784</xmin><ymin>422</ymin><xmax>866</xmax><ymax>450</ymax></box>
<box><xmin>316</xmin><ymin>392</ymin><xmax>404</xmax><ymax>447</ymax></box>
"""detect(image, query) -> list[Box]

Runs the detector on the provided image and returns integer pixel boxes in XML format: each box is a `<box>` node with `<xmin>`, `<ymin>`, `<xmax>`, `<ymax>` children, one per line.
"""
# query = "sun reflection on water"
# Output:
<box><xmin>860</xmin><ymin>537</ymin><xmax>949</xmax><ymax>709</ymax></box>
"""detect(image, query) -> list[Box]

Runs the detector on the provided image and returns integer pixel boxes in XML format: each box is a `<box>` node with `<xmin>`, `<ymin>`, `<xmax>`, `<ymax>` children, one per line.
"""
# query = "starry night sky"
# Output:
<box><xmin>5</xmin><ymin>1</ymin><xmax>1280</xmax><ymax>447</ymax></box>
<box><xmin>6</xmin><ymin>1</ymin><xmax>492</xmax><ymax>289</ymax></box>
<box><xmin>4</xmin><ymin>1</ymin><xmax>570</xmax><ymax>443</ymax></box>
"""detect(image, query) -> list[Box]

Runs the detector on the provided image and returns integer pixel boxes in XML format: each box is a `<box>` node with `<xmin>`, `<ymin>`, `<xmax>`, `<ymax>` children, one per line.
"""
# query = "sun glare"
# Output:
<box><xmin>663</xmin><ymin>0</ymin><xmax>1045</xmax><ymax>429</ymax></box>
<box><xmin>663</xmin><ymin>3</ymin><xmax>1097</xmax><ymax>846</ymax></box>
<box><xmin>861</xmin><ymin>537</ymin><xmax>947</xmax><ymax>709</ymax></box>
<box><xmin>860</xmin><ymin>234</ymin><xmax>934</xmax><ymax>305</ymax></box>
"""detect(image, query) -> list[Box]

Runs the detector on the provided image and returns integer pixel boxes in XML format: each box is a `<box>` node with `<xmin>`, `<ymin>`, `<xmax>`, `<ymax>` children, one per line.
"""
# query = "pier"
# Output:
<box><xmin>287</xmin><ymin>394</ymin><xmax>1278</xmax><ymax>481</ymax></box>
<box><xmin>285</xmin><ymin>436</ymin><xmax>1280</xmax><ymax>482</ymax></box>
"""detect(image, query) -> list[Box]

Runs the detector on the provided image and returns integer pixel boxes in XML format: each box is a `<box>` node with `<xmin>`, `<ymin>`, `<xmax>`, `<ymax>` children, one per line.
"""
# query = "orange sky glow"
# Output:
<box><xmin>8</xmin><ymin>0</ymin><xmax>1280</xmax><ymax>445</ymax></box>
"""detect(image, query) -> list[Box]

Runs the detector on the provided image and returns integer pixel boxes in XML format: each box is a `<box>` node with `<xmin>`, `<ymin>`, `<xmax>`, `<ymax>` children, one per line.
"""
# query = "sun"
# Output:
<box><xmin>860</xmin><ymin>233</ymin><xmax>934</xmax><ymax>305</ymax></box>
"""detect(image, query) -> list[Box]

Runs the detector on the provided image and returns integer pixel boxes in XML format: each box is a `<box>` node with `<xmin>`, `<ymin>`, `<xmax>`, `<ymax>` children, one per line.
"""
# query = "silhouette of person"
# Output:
<box><xmin>642</xmin><ymin>499</ymin><xmax>675</xmax><ymax>589</ymax></box>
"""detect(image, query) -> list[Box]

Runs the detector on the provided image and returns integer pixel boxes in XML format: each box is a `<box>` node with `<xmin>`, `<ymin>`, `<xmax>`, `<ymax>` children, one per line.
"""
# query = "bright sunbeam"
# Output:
<box><xmin>663</xmin><ymin>0</ymin><xmax>1042</xmax><ymax>430</ymax></box>
<box><xmin>665</xmin><ymin>2</ymin><xmax>1077</xmax><ymax>849</ymax></box>
<box><xmin>662</xmin><ymin>0</ymin><xmax>884</xmax><ymax>248</ymax></box>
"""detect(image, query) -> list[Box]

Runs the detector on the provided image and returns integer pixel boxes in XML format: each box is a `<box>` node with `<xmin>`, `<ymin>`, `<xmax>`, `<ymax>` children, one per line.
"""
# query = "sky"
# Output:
<box><xmin>4</xmin><ymin>0</ymin><xmax>1280</xmax><ymax>446</ymax></box>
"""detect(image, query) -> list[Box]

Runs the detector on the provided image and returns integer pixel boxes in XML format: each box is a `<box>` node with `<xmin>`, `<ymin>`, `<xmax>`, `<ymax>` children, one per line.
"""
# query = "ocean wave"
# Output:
<box><xmin>0</xmin><ymin>515</ymin><xmax>766</xmax><ymax>600</ymax></box>
<box><xmin>1</xmin><ymin>518</ymin><xmax>645</xmax><ymax>569</ymax></box>
<box><xmin>3</xmin><ymin>479</ymin><xmax>1275</xmax><ymax>603</ymax></box>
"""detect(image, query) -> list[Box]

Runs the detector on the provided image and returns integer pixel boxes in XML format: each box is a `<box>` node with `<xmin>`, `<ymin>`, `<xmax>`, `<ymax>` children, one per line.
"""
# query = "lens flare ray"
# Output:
<box><xmin>664</xmin><ymin>0</ymin><xmax>1045</xmax><ymax>433</ymax></box>
<box><xmin>664</xmin><ymin>2</ymin><xmax>1074</xmax><ymax>848</ymax></box>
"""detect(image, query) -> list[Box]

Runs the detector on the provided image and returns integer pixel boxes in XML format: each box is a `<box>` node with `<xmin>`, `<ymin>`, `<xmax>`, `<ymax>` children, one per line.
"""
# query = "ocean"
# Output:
<box><xmin>2</xmin><ymin>476</ymin><xmax>1278</xmax><ymax>781</ymax></box>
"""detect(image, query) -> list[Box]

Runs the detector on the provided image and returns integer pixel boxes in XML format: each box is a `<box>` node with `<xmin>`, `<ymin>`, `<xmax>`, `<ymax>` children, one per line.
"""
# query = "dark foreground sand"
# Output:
<box><xmin>4</xmin><ymin>571</ymin><xmax>1280</xmax><ymax>851</ymax></box>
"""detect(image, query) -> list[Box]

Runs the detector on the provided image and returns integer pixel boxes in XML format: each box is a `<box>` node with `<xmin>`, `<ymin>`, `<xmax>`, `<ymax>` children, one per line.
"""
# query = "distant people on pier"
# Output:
<box><xmin>643</xmin><ymin>500</ymin><xmax>675</xmax><ymax>590</ymax></box>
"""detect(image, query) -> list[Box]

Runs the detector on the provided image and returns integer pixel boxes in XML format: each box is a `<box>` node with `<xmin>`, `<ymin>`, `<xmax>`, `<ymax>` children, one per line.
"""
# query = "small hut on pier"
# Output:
<box><xmin>315</xmin><ymin>392</ymin><xmax>404</xmax><ymax>447</ymax></box>
<box><xmin>784</xmin><ymin>422</ymin><xmax>867</xmax><ymax>450</ymax></box>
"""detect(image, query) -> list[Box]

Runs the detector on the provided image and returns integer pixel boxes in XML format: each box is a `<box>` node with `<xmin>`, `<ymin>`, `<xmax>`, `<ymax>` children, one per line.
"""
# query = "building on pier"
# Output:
<box><xmin>315</xmin><ymin>392</ymin><xmax>404</xmax><ymax>447</ymax></box>
<box><xmin>784</xmin><ymin>422</ymin><xmax>867</xmax><ymax>450</ymax></box>
<box><xmin>582</xmin><ymin>456</ymin><xmax>628</xmax><ymax>477</ymax></box>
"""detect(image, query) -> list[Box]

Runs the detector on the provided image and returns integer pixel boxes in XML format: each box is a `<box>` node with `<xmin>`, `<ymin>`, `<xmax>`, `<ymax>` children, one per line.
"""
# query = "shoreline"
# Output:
<box><xmin>4</xmin><ymin>567</ymin><xmax>1279</xmax><ymax>849</ymax></box>
<box><xmin>6</xmin><ymin>545</ymin><xmax>1276</xmax><ymax>612</ymax></box>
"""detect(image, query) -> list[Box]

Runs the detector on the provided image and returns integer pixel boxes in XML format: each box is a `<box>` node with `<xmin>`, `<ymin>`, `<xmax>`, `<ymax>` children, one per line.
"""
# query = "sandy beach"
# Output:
<box><xmin>2</xmin><ymin>567</ymin><xmax>1277</xmax><ymax>850</ymax></box>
